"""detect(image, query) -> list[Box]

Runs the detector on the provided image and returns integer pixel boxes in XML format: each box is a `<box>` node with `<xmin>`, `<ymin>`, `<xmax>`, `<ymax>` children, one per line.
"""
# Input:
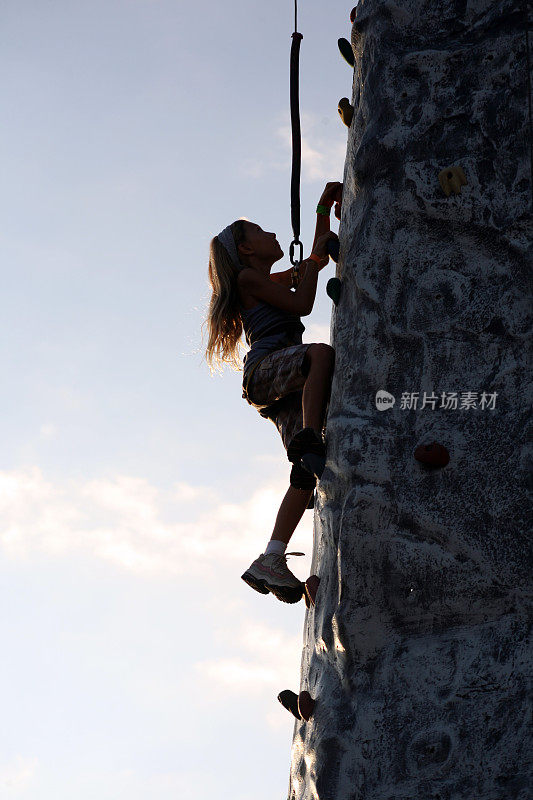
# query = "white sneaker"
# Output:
<box><xmin>241</xmin><ymin>552</ymin><xmax>305</xmax><ymax>603</ymax></box>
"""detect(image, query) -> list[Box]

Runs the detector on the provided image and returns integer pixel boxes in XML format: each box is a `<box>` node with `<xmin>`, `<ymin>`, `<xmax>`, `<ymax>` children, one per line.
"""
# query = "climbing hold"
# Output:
<box><xmin>414</xmin><ymin>442</ymin><xmax>450</xmax><ymax>468</ymax></box>
<box><xmin>278</xmin><ymin>690</ymin><xmax>301</xmax><ymax>720</ymax></box>
<box><xmin>350</xmin><ymin>5</ymin><xmax>365</xmax><ymax>48</ymax></box>
<box><xmin>338</xmin><ymin>37</ymin><xmax>355</xmax><ymax>67</ymax></box>
<box><xmin>326</xmin><ymin>233</ymin><xmax>340</xmax><ymax>263</ymax></box>
<box><xmin>333</xmin><ymin>183</ymin><xmax>343</xmax><ymax>221</ymax></box>
<box><xmin>407</xmin><ymin>728</ymin><xmax>453</xmax><ymax>773</ymax></box>
<box><xmin>338</xmin><ymin>97</ymin><xmax>354</xmax><ymax>128</ymax></box>
<box><xmin>287</xmin><ymin>428</ymin><xmax>325</xmax><ymax>465</ymax></box>
<box><xmin>438</xmin><ymin>165</ymin><xmax>467</xmax><ymax>197</ymax></box>
<box><xmin>305</xmin><ymin>575</ymin><xmax>320</xmax><ymax>606</ymax></box>
<box><xmin>301</xmin><ymin>453</ymin><xmax>326</xmax><ymax>480</ymax></box>
<box><xmin>326</xmin><ymin>277</ymin><xmax>342</xmax><ymax>305</ymax></box>
<box><xmin>298</xmin><ymin>691</ymin><xmax>315</xmax><ymax>721</ymax></box>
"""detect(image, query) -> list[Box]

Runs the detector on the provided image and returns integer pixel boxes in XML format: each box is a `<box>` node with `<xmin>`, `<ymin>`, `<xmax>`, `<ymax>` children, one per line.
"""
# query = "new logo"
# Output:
<box><xmin>375</xmin><ymin>390</ymin><xmax>395</xmax><ymax>410</ymax></box>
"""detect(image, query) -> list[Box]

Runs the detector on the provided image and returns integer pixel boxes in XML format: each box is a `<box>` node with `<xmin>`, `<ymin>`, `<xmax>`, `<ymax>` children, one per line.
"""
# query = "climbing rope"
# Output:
<box><xmin>289</xmin><ymin>0</ymin><xmax>304</xmax><ymax>272</ymax></box>
<box><xmin>524</xmin><ymin>0</ymin><xmax>533</xmax><ymax>209</ymax></box>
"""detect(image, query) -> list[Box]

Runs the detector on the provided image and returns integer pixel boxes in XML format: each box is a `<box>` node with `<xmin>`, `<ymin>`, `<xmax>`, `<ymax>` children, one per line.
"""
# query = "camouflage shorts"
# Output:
<box><xmin>242</xmin><ymin>343</ymin><xmax>327</xmax><ymax>455</ymax></box>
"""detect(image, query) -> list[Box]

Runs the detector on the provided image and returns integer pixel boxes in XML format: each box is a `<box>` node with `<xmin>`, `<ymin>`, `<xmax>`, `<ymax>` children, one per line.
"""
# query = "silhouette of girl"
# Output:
<box><xmin>204</xmin><ymin>181</ymin><xmax>342</xmax><ymax>603</ymax></box>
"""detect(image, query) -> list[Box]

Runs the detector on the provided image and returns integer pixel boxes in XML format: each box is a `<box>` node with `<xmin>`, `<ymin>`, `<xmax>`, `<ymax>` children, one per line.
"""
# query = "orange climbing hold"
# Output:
<box><xmin>338</xmin><ymin>97</ymin><xmax>354</xmax><ymax>127</ymax></box>
<box><xmin>438</xmin><ymin>165</ymin><xmax>467</xmax><ymax>196</ymax></box>
<box><xmin>414</xmin><ymin>442</ymin><xmax>450</xmax><ymax>468</ymax></box>
<box><xmin>278</xmin><ymin>690</ymin><xmax>316</xmax><ymax>722</ymax></box>
<box><xmin>298</xmin><ymin>691</ymin><xmax>315</xmax><ymax>721</ymax></box>
<box><xmin>304</xmin><ymin>575</ymin><xmax>320</xmax><ymax>607</ymax></box>
<box><xmin>278</xmin><ymin>689</ymin><xmax>301</xmax><ymax>720</ymax></box>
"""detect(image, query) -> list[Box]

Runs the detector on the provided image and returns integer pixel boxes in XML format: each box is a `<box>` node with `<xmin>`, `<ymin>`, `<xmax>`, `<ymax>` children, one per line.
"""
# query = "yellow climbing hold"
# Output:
<box><xmin>438</xmin><ymin>165</ymin><xmax>467</xmax><ymax>196</ymax></box>
<box><xmin>338</xmin><ymin>98</ymin><xmax>354</xmax><ymax>127</ymax></box>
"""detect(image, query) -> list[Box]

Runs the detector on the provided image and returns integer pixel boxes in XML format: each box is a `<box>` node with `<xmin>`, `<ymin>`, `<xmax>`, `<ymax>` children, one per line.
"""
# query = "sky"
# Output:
<box><xmin>0</xmin><ymin>1</ymin><xmax>353</xmax><ymax>797</ymax></box>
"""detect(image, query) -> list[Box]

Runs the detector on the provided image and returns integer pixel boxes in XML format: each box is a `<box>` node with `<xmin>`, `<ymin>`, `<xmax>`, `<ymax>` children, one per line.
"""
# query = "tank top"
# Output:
<box><xmin>240</xmin><ymin>299</ymin><xmax>305</xmax><ymax>389</ymax></box>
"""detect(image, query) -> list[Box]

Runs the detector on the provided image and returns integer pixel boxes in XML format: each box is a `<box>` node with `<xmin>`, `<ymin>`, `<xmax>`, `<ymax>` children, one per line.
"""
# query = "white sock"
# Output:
<box><xmin>265</xmin><ymin>539</ymin><xmax>287</xmax><ymax>556</ymax></box>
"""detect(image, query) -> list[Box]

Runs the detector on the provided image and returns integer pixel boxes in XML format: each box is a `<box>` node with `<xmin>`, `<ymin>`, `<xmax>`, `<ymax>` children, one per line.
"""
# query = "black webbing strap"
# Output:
<box><xmin>525</xmin><ymin>0</ymin><xmax>533</xmax><ymax>209</ymax></box>
<box><xmin>289</xmin><ymin>29</ymin><xmax>304</xmax><ymax>268</ymax></box>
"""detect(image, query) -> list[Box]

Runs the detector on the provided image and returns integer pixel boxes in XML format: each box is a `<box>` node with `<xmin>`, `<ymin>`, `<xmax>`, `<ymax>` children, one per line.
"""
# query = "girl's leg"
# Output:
<box><xmin>269</xmin><ymin>485</ymin><xmax>314</xmax><ymax>546</ymax></box>
<box><xmin>246</xmin><ymin>344</ymin><xmax>334</xmax><ymax>557</ymax></box>
<box><xmin>242</xmin><ymin>481</ymin><xmax>313</xmax><ymax>601</ymax></box>
<box><xmin>242</xmin><ymin>480</ymin><xmax>314</xmax><ymax>603</ymax></box>
<box><xmin>302</xmin><ymin>344</ymin><xmax>335</xmax><ymax>436</ymax></box>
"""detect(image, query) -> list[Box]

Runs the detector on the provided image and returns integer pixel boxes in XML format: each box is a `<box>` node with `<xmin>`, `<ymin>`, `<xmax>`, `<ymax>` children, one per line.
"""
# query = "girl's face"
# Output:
<box><xmin>238</xmin><ymin>222</ymin><xmax>284</xmax><ymax>267</ymax></box>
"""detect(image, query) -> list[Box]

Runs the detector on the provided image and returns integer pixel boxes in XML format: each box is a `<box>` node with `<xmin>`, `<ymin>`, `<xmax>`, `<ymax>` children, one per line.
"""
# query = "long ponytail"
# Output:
<box><xmin>203</xmin><ymin>219</ymin><xmax>248</xmax><ymax>375</ymax></box>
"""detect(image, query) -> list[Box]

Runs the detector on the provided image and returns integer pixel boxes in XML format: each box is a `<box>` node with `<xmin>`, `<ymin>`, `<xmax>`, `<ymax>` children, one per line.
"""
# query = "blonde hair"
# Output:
<box><xmin>203</xmin><ymin>219</ymin><xmax>248</xmax><ymax>375</ymax></box>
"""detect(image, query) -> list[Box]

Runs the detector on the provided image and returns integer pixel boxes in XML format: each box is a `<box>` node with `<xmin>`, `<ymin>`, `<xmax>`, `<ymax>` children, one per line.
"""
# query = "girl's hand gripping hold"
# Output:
<box><xmin>319</xmin><ymin>181</ymin><xmax>343</xmax><ymax>209</ymax></box>
<box><xmin>313</xmin><ymin>231</ymin><xmax>339</xmax><ymax>263</ymax></box>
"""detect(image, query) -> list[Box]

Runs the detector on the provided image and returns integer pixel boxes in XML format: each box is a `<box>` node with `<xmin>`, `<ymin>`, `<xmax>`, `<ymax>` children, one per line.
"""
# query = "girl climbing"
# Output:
<box><xmin>204</xmin><ymin>181</ymin><xmax>342</xmax><ymax>604</ymax></box>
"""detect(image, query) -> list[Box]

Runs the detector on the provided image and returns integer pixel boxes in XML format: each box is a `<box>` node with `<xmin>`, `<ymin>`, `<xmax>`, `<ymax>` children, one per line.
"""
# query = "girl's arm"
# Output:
<box><xmin>239</xmin><ymin>259</ymin><xmax>317</xmax><ymax>316</ymax></box>
<box><xmin>310</xmin><ymin>210</ymin><xmax>331</xmax><ymax>269</ymax></box>
<box><xmin>270</xmin><ymin>251</ymin><xmax>324</xmax><ymax>288</ymax></box>
<box><xmin>269</xmin><ymin>269</ymin><xmax>293</xmax><ymax>287</ymax></box>
<box><xmin>270</xmin><ymin>209</ymin><xmax>331</xmax><ymax>286</ymax></box>
<box><xmin>239</xmin><ymin>235</ymin><xmax>334</xmax><ymax>316</ymax></box>
<box><xmin>267</xmin><ymin>182</ymin><xmax>342</xmax><ymax>288</ymax></box>
<box><xmin>294</xmin><ymin>206</ymin><xmax>334</xmax><ymax>283</ymax></box>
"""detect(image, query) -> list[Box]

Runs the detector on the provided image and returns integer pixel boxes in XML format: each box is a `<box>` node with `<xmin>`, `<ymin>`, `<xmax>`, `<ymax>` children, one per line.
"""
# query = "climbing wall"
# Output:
<box><xmin>288</xmin><ymin>1</ymin><xmax>532</xmax><ymax>798</ymax></box>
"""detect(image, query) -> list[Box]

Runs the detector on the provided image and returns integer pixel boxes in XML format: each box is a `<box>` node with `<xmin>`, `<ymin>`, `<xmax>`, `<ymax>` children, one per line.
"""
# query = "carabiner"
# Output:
<box><xmin>289</xmin><ymin>239</ymin><xmax>303</xmax><ymax>267</ymax></box>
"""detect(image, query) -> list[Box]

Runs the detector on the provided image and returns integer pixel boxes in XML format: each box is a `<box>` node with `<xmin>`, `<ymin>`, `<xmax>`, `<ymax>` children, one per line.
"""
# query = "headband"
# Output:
<box><xmin>217</xmin><ymin>225</ymin><xmax>247</xmax><ymax>272</ymax></box>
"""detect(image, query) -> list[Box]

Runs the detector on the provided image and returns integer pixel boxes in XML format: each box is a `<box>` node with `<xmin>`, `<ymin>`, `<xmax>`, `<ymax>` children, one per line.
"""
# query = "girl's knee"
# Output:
<box><xmin>308</xmin><ymin>343</ymin><xmax>334</xmax><ymax>359</ymax></box>
<box><xmin>309</xmin><ymin>343</ymin><xmax>335</xmax><ymax>370</ymax></box>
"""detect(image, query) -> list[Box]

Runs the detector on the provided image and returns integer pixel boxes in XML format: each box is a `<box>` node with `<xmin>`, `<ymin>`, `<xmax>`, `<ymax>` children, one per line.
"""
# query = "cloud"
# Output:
<box><xmin>0</xmin><ymin>756</ymin><xmax>38</xmax><ymax>796</ymax></box>
<box><xmin>0</xmin><ymin>466</ymin><xmax>312</xmax><ymax>578</ymax></box>
<box><xmin>0</xmin><ymin>466</ymin><xmax>313</xmax><ymax>747</ymax></box>
<box><xmin>240</xmin><ymin>110</ymin><xmax>346</xmax><ymax>184</ymax></box>
<box><xmin>192</xmin><ymin>613</ymin><xmax>307</xmax><ymax>739</ymax></box>
<box><xmin>27</xmin><ymin>765</ymin><xmax>226</xmax><ymax>800</ymax></box>
<box><xmin>39</xmin><ymin>423</ymin><xmax>58</xmax><ymax>440</ymax></box>
<box><xmin>276</xmin><ymin>112</ymin><xmax>347</xmax><ymax>183</ymax></box>
<box><xmin>194</xmin><ymin>617</ymin><xmax>304</xmax><ymax>700</ymax></box>
<box><xmin>195</xmin><ymin>657</ymin><xmax>277</xmax><ymax>690</ymax></box>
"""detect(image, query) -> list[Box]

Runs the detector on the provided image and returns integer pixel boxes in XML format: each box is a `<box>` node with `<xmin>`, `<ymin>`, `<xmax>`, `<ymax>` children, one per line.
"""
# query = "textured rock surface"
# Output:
<box><xmin>288</xmin><ymin>1</ymin><xmax>532</xmax><ymax>798</ymax></box>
